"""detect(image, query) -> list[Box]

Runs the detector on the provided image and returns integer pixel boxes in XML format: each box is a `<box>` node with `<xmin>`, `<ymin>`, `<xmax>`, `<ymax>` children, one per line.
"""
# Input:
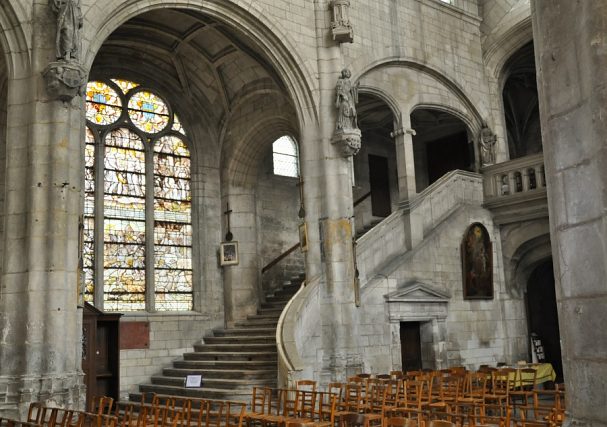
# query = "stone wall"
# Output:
<box><xmin>119</xmin><ymin>314</ymin><xmax>217</xmax><ymax>398</ymax></box>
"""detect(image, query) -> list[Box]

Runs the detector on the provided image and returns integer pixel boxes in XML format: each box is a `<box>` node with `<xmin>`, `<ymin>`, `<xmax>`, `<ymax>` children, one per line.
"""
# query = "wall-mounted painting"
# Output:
<box><xmin>220</xmin><ymin>241</ymin><xmax>239</xmax><ymax>266</ymax></box>
<box><xmin>461</xmin><ymin>223</ymin><xmax>493</xmax><ymax>299</ymax></box>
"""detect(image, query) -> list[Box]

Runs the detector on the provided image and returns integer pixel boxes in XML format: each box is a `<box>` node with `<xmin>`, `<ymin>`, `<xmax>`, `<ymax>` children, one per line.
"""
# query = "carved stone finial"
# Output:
<box><xmin>43</xmin><ymin>61</ymin><xmax>87</xmax><ymax>102</ymax></box>
<box><xmin>479</xmin><ymin>122</ymin><xmax>497</xmax><ymax>167</ymax></box>
<box><xmin>332</xmin><ymin>68</ymin><xmax>361</xmax><ymax>157</ymax></box>
<box><xmin>330</xmin><ymin>0</ymin><xmax>354</xmax><ymax>43</ymax></box>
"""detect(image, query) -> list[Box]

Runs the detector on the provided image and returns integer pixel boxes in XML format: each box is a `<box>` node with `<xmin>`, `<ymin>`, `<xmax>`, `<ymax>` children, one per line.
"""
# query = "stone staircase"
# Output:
<box><xmin>132</xmin><ymin>275</ymin><xmax>303</xmax><ymax>403</ymax></box>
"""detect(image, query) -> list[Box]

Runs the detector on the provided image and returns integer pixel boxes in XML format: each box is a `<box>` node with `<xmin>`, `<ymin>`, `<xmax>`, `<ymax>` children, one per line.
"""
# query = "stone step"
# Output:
<box><xmin>203</xmin><ymin>335</ymin><xmax>275</xmax><ymax>345</ymax></box>
<box><xmin>233</xmin><ymin>318</ymin><xmax>278</xmax><ymax>327</ymax></box>
<box><xmin>193</xmin><ymin>343</ymin><xmax>277</xmax><ymax>353</ymax></box>
<box><xmin>151</xmin><ymin>376</ymin><xmax>275</xmax><ymax>390</ymax></box>
<box><xmin>163</xmin><ymin>367</ymin><xmax>277</xmax><ymax>380</ymax></box>
<box><xmin>212</xmin><ymin>327</ymin><xmax>276</xmax><ymax>337</ymax></box>
<box><xmin>173</xmin><ymin>359</ymin><xmax>277</xmax><ymax>370</ymax></box>
<box><xmin>135</xmin><ymin>385</ymin><xmax>252</xmax><ymax>401</ymax></box>
<box><xmin>183</xmin><ymin>352</ymin><xmax>277</xmax><ymax>362</ymax></box>
<box><xmin>257</xmin><ymin>308</ymin><xmax>283</xmax><ymax>316</ymax></box>
<box><xmin>246</xmin><ymin>313</ymin><xmax>280</xmax><ymax>321</ymax></box>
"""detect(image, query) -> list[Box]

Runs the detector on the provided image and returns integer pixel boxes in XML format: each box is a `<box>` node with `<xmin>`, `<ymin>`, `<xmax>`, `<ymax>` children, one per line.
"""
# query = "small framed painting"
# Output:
<box><xmin>299</xmin><ymin>223</ymin><xmax>308</xmax><ymax>252</ymax></box>
<box><xmin>220</xmin><ymin>241</ymin><xmax>239</xmax><ymax>266</ymax></box>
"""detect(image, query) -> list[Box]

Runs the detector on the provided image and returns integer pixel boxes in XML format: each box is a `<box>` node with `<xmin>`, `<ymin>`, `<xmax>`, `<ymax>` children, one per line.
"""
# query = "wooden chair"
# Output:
<box><xmin>90</xmin><ymin>397</ymin><xmax>115</xmax><ymax>416</ymax></box>
<box><xmin>295</xmin><ymin>380</ymin><xmax>316</xmax><ymax>393</ymax></box>
<box><xmin>427</xmin><ymin>420</ymin><xmax>455</xmax><ymax>427</ymax></box>
<box><xmin>510</xmin><ymin>368</ymin><xmax>538</xmax><ymax>409</ymax></box>
<box><xmin>383</xmin><ymin>417</ymin><xmax>415</xmax><ymax>427</ymax></box>
<box><xmin>0</xmin><ymin>419</ymin><xmax>41</xmax><ymax>427</ymax></box>
<box><xmin>428</xmin><ymin>376</ymin><xmax>460</xmax><ymax>413</ymax></box>
<box><xmin>339</xmin><ymin>413</ymin><xmax>380</xmax><ymax>427</ymax></box>
<box><xmin>484</xmin><ymin>368</ymin><xmax>516</xmax><ymax>412</ymax></box>
<box><xmin>244</xmin><ymin>387</ymin><xmax>271</xmax><ymax>427</ymax></box>
<box><xmin>315</xmin><ymin>391</ymin><xmax>338</xmax><ymax>427</ymax></box>
<box><xmin>334</xmin><ymin>383</ymin><xmax>363</xmax><ymax>419</ymax></box>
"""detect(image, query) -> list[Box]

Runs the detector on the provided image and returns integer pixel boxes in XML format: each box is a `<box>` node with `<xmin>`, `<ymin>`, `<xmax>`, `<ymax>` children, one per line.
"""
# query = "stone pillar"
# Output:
<box><xmin>0</xmin><ymin>3</ymin><xmax>85</xmax><ymax>417</ymax></box>
<box><xmin>532</xmin><ymin>1</ymin><xmax>607</xmax><ymax>424</ymax></box>
<box><xmin>314</xmin><ymin>0</ymin><xmax>362</xmax><ymax>382</ymax></box>
<box><xmin>392</xmin><ymin>120</ymin><xmax>421</xmax><ymax>248</ymax></box>
<box><xmin>220</xmin><ymin>189</ymin><xmax>260</xmax><ymax>324</ymax></box>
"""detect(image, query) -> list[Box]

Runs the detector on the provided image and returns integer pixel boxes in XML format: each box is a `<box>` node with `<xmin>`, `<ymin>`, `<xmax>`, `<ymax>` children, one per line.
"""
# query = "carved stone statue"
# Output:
<box><xmin>332</xmin><ymin>69</ymin><xmax>361</xmax><ymax>157</ymax></box>
<box><xmin>44</xmin><ymin>0</ymin><xmax>86</xmax><ymax>102</ymax></box>
<box><xmin>479</xmin><ymin>122</ymin><xmax>497</xmax><ymax>166</ymax></box>
<box><xmin>335</xmin><ymin>69</ymin><xmax>359</xmax><ymax>131</ymax></box>
<box><xmin>51</xmin><ymin>0</ymin><xmax>83</xmax><ymax>61</ymax></box>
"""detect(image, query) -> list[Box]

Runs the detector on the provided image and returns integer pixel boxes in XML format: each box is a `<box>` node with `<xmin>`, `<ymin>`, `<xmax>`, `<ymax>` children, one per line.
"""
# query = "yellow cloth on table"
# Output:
<box><xmin>508</xmin><ymin>363</ymin><xmax>556</xmax><ymax>387</ymax></box>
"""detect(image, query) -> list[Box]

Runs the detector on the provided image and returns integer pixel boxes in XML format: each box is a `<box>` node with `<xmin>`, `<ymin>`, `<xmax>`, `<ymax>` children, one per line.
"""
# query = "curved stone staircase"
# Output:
<box><xmin>132</xmin><ymin>274</ymin><xmax>303</xmax><ymax>403</ymax></box>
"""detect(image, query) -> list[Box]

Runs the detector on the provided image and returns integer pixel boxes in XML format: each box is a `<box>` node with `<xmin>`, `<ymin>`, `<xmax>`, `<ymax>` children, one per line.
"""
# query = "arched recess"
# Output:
<box><xmin>410</xmin><ymin>106</ymin><xmax>474</xmax><ymax>191</ymax></box>
<box><xmin>354</xmin><ymin>91</ymin><xmax>399</xmax><ymax>233</ymax></box>
<box><xmin>82</xmin><ymin>0</ymin><xmax>318</xmax><ymax>132</ymax></box>
<box><xmin>501</xmin><ymin>41</ymin><xmax>541</xmax><ymax>159</ymax></box>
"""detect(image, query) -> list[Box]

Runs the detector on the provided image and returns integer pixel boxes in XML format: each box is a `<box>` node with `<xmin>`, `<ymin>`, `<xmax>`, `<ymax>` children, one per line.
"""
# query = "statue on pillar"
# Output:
<box><xmin>51</xmin><ymin>0</ymin><xmax>83</xmax><ymax>61</ymax></box>
<box><xmin>43</xmin><ymin>0</ymin><xmax>87</xmax><ymax>102</ymax></box>
<box><xmin>479</xmin><ymin>122</ymin><xmax>497</xmax><ymax>166</ymax></box>
<box><xmin>332</xmin><ymin>69</ymin><xmax>362</xmax><ymax>157</ymax></box>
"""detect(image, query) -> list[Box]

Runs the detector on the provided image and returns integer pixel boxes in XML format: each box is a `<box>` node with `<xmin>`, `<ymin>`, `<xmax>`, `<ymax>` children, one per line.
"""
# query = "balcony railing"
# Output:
<box><xmin>483</xmin><ymin>153</ymin><xmax>546</xmax><ymax>199</ymax></box>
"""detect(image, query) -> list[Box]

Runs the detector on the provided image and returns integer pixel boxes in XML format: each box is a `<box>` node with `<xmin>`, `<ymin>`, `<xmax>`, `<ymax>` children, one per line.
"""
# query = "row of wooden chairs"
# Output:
<box><xmin>270</xmin><ymin>372</ymin><xmax>565</xmax><ymax>427</ymax></box>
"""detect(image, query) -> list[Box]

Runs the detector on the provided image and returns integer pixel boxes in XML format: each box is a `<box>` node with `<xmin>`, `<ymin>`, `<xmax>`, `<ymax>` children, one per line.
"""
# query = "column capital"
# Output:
<box><xmin>390</xmin><ymin>128</ymin><xmax>416</xmax><ymax>138</ymax></box>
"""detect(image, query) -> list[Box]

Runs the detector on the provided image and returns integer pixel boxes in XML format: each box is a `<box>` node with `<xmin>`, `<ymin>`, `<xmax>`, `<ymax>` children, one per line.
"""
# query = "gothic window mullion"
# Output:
<box><xmin>93</xmin><ymin>128</ymin><xmax>105</xmax><ymax>309</ymax></box>
<box><xmin>145</xmin><ymin>137</ymin><xmax>156</xmax><ymax>312</ymax></box>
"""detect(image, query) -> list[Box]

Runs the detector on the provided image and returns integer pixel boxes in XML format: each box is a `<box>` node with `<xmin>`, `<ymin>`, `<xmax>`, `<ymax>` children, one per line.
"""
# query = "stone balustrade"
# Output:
<box><xmin>482</xmin><ymin>153</ymin><xmax>546</xmax><ymax>199</ymax></box>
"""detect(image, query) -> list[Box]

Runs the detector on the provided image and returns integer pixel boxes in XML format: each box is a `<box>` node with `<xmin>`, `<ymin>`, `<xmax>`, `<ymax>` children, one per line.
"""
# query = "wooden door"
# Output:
<box><xmin>400</xmin><ymin>322</ymin><xmax>422</xmax><ymax>372</ymax></box>
<box><xmin>368</xmin><ymin>155</ymin><xmax>391</xmax><ymax>217</ymax></box>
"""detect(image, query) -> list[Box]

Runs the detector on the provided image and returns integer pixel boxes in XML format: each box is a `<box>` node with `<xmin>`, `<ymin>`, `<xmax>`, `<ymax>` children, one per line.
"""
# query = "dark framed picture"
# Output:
<box><xmin>299</xmin><ymin>223</ymin><xmax>308</xmax><ymax>252</ymax></box>
<box><xmin>220</xmin><ymin>241</ymin><xmax>239</xmax><ymax>266</ymax></box>
<box><xmin>461</xmin><ymin>223</ymin><xmax>493</xmax><ymax>299</ymax></box>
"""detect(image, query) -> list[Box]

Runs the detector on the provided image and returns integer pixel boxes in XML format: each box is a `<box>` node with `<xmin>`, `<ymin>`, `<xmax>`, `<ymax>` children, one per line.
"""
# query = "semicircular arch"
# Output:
<box><xmin>0</xmin><ymin>1</ymin><xmax>31</xmax><ymax>79</ymax></box>
<box><xmin>82</xmin><ymin>1</ymin><xmax>318</xmax><ymax>131</ymax></box>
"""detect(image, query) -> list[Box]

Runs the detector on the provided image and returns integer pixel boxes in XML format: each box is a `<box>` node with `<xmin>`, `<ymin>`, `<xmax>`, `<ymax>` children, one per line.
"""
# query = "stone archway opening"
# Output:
<box><xmin>355</xmin><ymin>93</ymin><xmax>398</xmax><ymax>235</ymax></box>
<box><xmin>502</xmin><ymin>41</ymin><xmax>541</xmax><ymax>159</ymax></box>
<box><xmin>526</xmin><ymin>259</ymin><xmax>563</xmax><ymax>382</ymax></box>
<box><xmin>410</xmin><ymin>108</ymin><xmax>473</xmax><ymax>191</ymax></box>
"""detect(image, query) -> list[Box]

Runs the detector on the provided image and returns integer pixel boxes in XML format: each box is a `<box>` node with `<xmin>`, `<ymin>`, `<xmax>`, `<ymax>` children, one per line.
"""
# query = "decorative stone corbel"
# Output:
<box><xmin>330</xmin><ymin>0</ymin><xmax>354</xmax><ymax>43</ymax></box>
<box><xmin>43</xmin><ymin>61</ymin><xmax>87</xmax><ymax>102</ymax></box>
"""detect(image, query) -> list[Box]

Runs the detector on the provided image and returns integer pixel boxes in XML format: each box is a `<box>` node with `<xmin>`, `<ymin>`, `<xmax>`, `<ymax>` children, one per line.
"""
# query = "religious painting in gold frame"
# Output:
<box><xmin>461</xmin><ymin>223</ymin><xmax>493</xmax><ymax>299</ymax></box>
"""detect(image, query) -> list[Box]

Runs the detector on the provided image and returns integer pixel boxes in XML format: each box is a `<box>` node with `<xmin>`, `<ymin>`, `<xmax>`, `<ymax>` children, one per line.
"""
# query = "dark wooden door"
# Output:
<box><xmin>368</xmin><ymin>155</ymin><xmax>391</xmax><ymax>217</ymax></box>
<box><xmin>400</xmin><ymin>322</ymin><xmax>422</xmax><ymax>371</ymax></box>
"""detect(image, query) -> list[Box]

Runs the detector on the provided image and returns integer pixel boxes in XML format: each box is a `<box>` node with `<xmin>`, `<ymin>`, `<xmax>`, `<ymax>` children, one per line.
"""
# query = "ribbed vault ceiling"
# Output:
<box><xmin>92</xmin><ymin>7</ymin><xmax>297</xmax><ymax>169</ymax></box>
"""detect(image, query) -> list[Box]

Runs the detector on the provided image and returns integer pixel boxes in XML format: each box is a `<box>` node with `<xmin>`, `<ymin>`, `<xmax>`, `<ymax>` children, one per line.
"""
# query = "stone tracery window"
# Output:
<box><xmin>272</xmin><ymin>135</ymin><xmax>299</xmax><ymax>178</ymax></box>
<box><xmin>83</xmin><ymin>79</ymin><xmax>193</xmax><ymax>312</ymax></box>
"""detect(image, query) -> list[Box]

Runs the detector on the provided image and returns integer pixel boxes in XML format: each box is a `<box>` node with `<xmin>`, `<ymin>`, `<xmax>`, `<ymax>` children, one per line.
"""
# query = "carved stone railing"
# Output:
<box><xmin>482</xmin><ymin>153</ymin><xmax>546</xmax><ymax>198</ymax></box>
<box><xmin>482</xmin><ymin>153</ymin><xmax>549</xmax><ymax>224</ymax></box>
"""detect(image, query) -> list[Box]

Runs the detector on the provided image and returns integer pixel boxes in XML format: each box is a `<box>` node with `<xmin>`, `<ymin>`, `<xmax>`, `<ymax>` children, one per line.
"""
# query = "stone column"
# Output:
<box><xmin>532</xmin><ymin>1</ymin><xmax>607</xmax><ymax>424</ymax></box>
<box><xmin>314</xmin><ymin>0</ymin><xmax>362</xmax><ymax>382</ymax></box>
<box><xmin>0</xmin><ymin>3</ymin><xmax>85</xmax><ymax>417</ymax></box>
<box><xmin>392</xmin><ymin>119</ymin><xmax>421</xmax><ymax>248</ymax></box>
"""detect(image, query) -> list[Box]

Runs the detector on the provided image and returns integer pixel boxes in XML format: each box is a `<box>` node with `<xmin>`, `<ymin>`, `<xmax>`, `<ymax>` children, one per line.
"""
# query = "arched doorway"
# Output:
<box><xmin>526</xmin><ymin>259</ymin><xmax>563</xmax><ymax>381</ymax></box>
<box><xmin>411</xmin><ymin>108</ymin><xmax>473</xmax><ymax>191</ymax></box>
<box><xmin>502</xmin><ymin>41</ymin><xmax>542</xmax><ymax>159</ymax></box>
<box><xmin>355</xmin><ymin>93</ymin><xmax>398</xmax><ymax>235</ymax></box>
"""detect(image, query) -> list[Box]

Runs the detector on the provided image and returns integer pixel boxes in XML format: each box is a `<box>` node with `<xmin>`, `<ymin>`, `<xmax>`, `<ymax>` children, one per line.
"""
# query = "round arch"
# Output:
<box><xmin>82</xmin><ymin>1</ymin><xmax>318</xmax><ymax>132</ymax></box>
<box><xmin>354</xmin><ymin>58</ymin><xmax>484</xmax><ymax>127</ymax></box>
<box><xmin>357</xmin><ymin>85</ymin><xmax>403</xmax><ymax>129</ymax></box>
<box><xmin>0</xmin><ymin>1</ymin><xmax>30</xmax><ymax>79</ymax></box>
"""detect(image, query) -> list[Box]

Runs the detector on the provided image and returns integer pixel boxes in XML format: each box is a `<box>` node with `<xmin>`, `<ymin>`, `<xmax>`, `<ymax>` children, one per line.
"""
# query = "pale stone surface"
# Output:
<box><xmin>0</xmin><ymin>0</ymin><xmax>601</xmax><ymax>421</ymax></box>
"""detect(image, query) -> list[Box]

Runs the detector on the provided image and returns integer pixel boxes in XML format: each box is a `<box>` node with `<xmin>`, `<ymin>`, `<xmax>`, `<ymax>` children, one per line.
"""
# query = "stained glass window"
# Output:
<box><xmin>154</xmin><ymin>136</ymin><xmax>192</xmax><ymax>311</ymax></box>
<box><xmin>273</xmin><ymin>135</ymin><xmax>299</xmax><ymax>177</ymax></box>
<box><xmin>83</xmin><ymin>128</ymin><xmax>96</xmax><ymax>302</ymax></box>
<box><xmin>86</xmin><ymin>81</ymin><xmax>122</xmax><ymax>125</ymax></box>
<box><xmin>128</xmin><ymin>90</ymin><xmax>170</xmax><ymax>133</ymax></box>
<box><xmin>84</xmin><ymin>79</ymin><xmax>193</xmax><ymax>312</ymax></box>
